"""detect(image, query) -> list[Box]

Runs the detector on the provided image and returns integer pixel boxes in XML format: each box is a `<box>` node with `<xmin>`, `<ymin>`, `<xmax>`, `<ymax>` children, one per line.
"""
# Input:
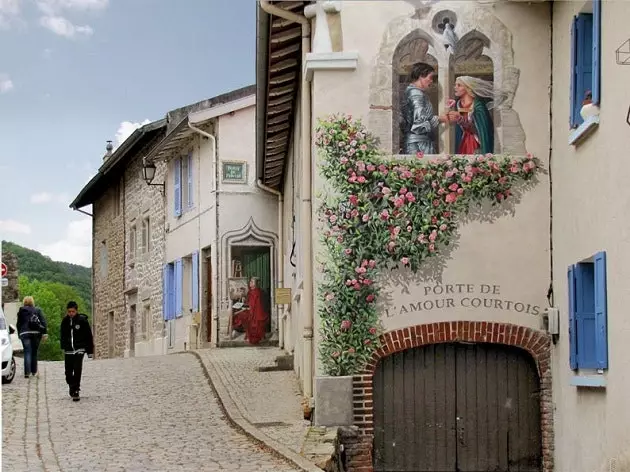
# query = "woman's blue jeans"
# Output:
<box><xmin>21</xmin><ymin>334</ymin><xmax>42</xmax><ymax>376</ymax></box>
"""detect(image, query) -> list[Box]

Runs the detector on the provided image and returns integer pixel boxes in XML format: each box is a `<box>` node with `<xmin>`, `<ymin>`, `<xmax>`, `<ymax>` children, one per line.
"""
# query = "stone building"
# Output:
<box><xmin>254</xmin><ymin>0</ymin><xmax>629</xmax><ymax>471</ymax></box>
<box><xmin>71</xmin><ymin>120</ymin><xmax>167</xmax><ymax>359</ymax></box>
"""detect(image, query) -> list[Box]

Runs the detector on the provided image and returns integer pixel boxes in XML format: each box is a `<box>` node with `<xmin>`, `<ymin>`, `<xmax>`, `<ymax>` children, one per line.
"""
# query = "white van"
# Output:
<box><xmin>1</xmin><ymin>306</ymin><xmax>16</xmax><ymax>384</ymax></box>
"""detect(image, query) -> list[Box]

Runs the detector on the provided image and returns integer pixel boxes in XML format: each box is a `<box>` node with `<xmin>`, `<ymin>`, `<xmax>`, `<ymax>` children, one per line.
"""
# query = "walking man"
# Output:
<box><xmin>60</xmin><ymin>301</ymin><xmax>94</xmax><ymax>401</ymax></box>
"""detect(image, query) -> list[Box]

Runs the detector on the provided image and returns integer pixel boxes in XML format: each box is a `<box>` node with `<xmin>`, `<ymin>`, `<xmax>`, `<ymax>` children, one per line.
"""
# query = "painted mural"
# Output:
<box><xmin>371</xmin><ymin>3</ymin><xmax>527</xmax><ymax>156</ymax></box>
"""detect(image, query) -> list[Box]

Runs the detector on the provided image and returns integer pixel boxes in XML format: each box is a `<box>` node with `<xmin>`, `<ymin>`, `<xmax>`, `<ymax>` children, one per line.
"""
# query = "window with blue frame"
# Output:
<box><xmin>570</xmin><ymin>0</ymin><xmax>601</xmax><ymax>129</ymax></box>
<box><xmin>173</xmin><ymin>154</ymin><xmax>194</xmax><ymax>217</ymax></box>
<box><xmin>567</xmin><ymin>251</ymin><xmax>608</xmax><ymax>371</ymax></box>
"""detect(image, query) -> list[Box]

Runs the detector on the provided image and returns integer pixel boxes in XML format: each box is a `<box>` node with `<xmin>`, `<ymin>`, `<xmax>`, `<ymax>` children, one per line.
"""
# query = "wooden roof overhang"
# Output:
<box><xmin>256</xmin><ymin>1</ymin><xmax>307</xmax><ymax>192</ymax></box>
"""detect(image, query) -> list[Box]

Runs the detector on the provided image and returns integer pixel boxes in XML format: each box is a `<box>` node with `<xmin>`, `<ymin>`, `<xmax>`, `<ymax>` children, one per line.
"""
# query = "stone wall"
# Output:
<box><xmin>123</xmin><ymin>135</ymin><xmax>167</xmax><ymax>356</ymax></box>
<box><xmin>92</xmin><ymin>180</ymin><xmax>125</xmax><ymax>359</ymax></box>
<box><xmin>1</xmin><ymin>250</ymin><xmax>19</xmax><ymax>305</ymax></box>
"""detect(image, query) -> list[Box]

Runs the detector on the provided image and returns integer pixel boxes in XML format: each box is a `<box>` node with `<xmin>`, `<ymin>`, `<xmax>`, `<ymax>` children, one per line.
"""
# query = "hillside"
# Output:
<box><xmin>1</xmin><ymin>241</ymin><xmax>91</xmax><ymax>315</ymax></box>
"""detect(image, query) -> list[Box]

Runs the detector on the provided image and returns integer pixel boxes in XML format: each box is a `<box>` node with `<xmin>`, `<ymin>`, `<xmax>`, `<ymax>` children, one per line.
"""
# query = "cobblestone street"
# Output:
<box><xmin>2</xmin><ymin>355</ymin><xmax>301</xmax><ymax>472</ymax></box>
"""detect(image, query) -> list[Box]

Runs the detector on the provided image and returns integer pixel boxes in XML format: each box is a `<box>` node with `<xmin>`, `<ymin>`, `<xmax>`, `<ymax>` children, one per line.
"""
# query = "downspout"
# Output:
<box><xmin>259</xmin><ymin>1</ymin><xmax>313</xmax><ymax>398</ymax></box>
<box><xmin>256</xmin><ymin>179</ymin><xmax>284</xmax><ymax>349</ymax></box>
<box><xmin>188</xmin><ymin>122</ymin><xmax>218</xmax><ymax>347</ymax></box>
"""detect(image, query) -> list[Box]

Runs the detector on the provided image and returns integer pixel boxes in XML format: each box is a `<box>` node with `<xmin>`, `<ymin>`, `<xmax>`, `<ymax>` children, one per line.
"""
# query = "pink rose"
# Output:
<box><xmin>399</xmin><ymin>187</ymin><xmax>408</xmax><ymax>195</ymax></box>
<box><xmin>433</xmin><ymin>199</ymin><xmax>440</xmax><ymax>207</ymax></box>
<box><xmin>457</xmin><ymin>188</ymin><xmax>464</xmax><ymax>195</ymax></box>
<box><xmin>394</xmin><ymin>197</ymin><xmax>405</xmax><ymax>208</ymax></box>
<box><xmin>357</xmin><ymin>176</ymin><xmax>367</xmax><ymax>183</ymax></box>
<box><xmin>429</xmin><ymin>243</ymin><xmax>436</xmax><ymax>252</ymax></box>
<box><xmin>367</xmin><ymin>164</ymin><xmax>376</xmax><ymax>171</ymax></box>
<box><xmin>407</xmin><ymin>225</ymin><xmax>412</xmax><ymax>232</ymax></box>
<box><xmin>429</xmin><ymin>230</ymin><xmax>438</xmax><ymax>242</ymax></box>
<box><xmin>368</xmin><ymin>260</ymin><xmax>377</xmax><ymax>268</ymax></box>
<box><xmin>345</xmin><ymin>279</ymin><xmax>353</xmax><ymax>286</ymax></box>
<box><xmin>353</xmin><ymin>283</ymin><xmax>362</xmax><ymax>291</ymax></box>
<box><xmin>431</xmin><ymin>216</ymin><xmax>438</xmax><ymax>224</ymax></box>
<box><xmin>332</xmin><ymin>351</ymin><xmax>340</xmax><ymax>358</ymax></box>
<box><xmin>382</xmin><ymin>187</ymin><xmax>391</xmax><ymax>195</ymax></box>
<box><xmin>380</xmin><ymin>209</ymin><xmax>390</xmax><ymax>220</ymax></box>
<box><xmin>363</xmin><ymin>278</ymin><xmax>373</xmax><ymax>286</ymax></box>
<box><xmin>325</xmin><ymin>293</ymin><xmax>335</xmax><ymax>301</ymax></box>
<box><xmin>362</xmin><ymin>213</ymin><xmax>370</xmax><ymax>223</ymax></box>
<box><xmin>440</xmin><ymin>224</ymin><xmax>447</xmax><ymax>231</ymax></box>
<box><xmin>438</xmin><ymin>188</ymin><xmax>446</xmax><ymax>195</ymax></box>
<box><xmin>340</xmin><ymin>320</ymin><xmax>352</xmax><ymax>331</ymax></box>
<box><xmin>350</xmin><ymin>209</ymin><xmax>359</xmax><ymax>218</ymax></box>
<box><xmin>405</xmin><ymin>192</ymin><xmax>416</xmax><ymax>202</ymax></box>
<box><xmin>401</xmin><ymin>257</ymin><xmax>410</xmax><ymax>265</ymax></box>
<box><xmin>349</xmin><ymin>195</ymin><xmax>359</xmax><ymax>206</ymax></box>
<box><xmin>329</xmin><ymin>214</ymin><xmax>338</xmax><ymax>223</ymax></box>
<box><xmin>510</xmin><ymin>165</ymin><xmax>520</xmax><ymax>174</ymax></box>
<box><xmin>340</xmin><ymin>157</ymin><xmax>348</xmax><ymax>164</ymax></box>
<box><xmin>366</xmin><ymin>294</ymin><xmax>375</xmax><ymax>303</ymax></box>
<box><xmin>364</xmin><ymin>339</ymin><xmax>372</xmax><ymax>345</ymax></box>
<box><xmin>393</xmin><ymin>226</ymin><xmax>402</xmax><ymax>235</ymax></box>
<box><xmin>449</xmin><ymin>183</ymin><xmax>459</xmax><ymax>191</ymax></box>
<box><xmin>337</xmin><ymin>236</ymin><xmax>343</xmax><ymax>243</ymax></box>
<box><xmin>369</xmin><ymin>327</ymin><xmax>377</xmax><ymax>335</ymax></box>
<box><xmin>355</xmin><ymin>266</ymin><xmax>367</xmax><ymax>274</ymax></box>
<box><xmin>443</xmin><ymin>211</ymin><xmax>451</xmax><ymax>218</ymax></box>
<box><xmin>445</xmin><ymin>192</ymin><xmax>458</xmax><ymax>204</ymax></box>
<box><xmin>348</xmin><ymin>348</ymin><xmax>355</xmax><ymax>354</ymax></box>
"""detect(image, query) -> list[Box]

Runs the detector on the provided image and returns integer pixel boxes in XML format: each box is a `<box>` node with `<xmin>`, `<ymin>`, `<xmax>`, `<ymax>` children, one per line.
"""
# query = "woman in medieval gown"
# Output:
<box><xmin>231</xmin><ymin>277</ymin><xmax>268</xmax><ymax>345</ymax></box>
<box><xmin>452</xmin><ymin>76</ymin><xmax>506</xmax><ymax>155</ymax></box>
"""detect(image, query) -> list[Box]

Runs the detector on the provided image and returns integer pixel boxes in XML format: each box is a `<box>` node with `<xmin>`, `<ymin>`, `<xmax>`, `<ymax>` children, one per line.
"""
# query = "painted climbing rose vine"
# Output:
<box><xmin>315</xmin><ymin>114</ymin><xmax>540</xmax><ymax>376</ymax></box>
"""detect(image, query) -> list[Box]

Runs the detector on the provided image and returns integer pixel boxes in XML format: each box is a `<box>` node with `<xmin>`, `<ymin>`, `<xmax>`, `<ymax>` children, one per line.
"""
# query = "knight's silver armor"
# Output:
<box><xmin>401</xmin><ymin>84</ymin><xmax>439</xmax><ymax>155</ymax></box>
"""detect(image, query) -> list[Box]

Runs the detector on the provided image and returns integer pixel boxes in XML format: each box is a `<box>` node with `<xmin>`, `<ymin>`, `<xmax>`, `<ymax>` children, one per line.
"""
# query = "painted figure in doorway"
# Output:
<box><xmin>231</xmin><ymin>277</ymin><xmax>269</xmax><ymax>345</ymax></box>
<box><xmin>450</xmin><ymin>76</ymin><xmax>504</xmax><ymax>155</ymax></box>
<box><xmin>401</xmin><ymin>63</ymin><xmax>452</xmax><ymax>155</ymax></box>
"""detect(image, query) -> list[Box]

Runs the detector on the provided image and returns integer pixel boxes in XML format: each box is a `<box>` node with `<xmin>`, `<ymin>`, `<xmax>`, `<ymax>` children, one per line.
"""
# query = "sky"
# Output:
<box><xmin>0</xmin><ymin>0</ymin><xmax>255</xmax><ymax>267</ymax></box>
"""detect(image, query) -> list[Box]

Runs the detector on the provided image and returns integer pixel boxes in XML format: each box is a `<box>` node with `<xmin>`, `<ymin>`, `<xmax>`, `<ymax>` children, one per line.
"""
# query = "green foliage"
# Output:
<box><xmin>2</xmin><ymin>241</ymin><xmax>91</xmax><ymax>316</ymax></box>
<box><xmin>18</xmin><ymin>276</ymin><xmax>89</xmax><ymax>361</ymax></box>
<box><xmin>315</xmin><ymin>114</ymin><xmax>540</xmax><ymax>376</ymax></box>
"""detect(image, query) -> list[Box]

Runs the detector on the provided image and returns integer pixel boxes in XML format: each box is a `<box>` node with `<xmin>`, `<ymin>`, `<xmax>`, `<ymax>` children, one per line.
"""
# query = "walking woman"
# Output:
<box><xmin>16</xmin><ymin>296</ymin><xmax>48</xmax><ymax>378</ymax></box>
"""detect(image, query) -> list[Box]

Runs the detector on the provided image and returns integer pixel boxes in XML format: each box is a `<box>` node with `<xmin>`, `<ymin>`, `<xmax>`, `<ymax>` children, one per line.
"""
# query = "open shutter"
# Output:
<box><xmin>570</xmin><ymin>17</ymin><xmax>578</xmax><ymax>127</ymax></box>
<box><xmin>567</xmin><ymin>265</ymin><xmax>578</xmax><ymax>370</ymax></box>
<box><xmin>576</xmin><ymin>262</ymin><xmax>597</xmax><ymax>368</ymax></box>
<box><xmin>175</xmin><ymin>258</ymin><xmax>183</xmax><ymax>317</ymax></box>
<box><xmin>187</xmin><ymin>153</ymin><xmax>194</xmax><ymax>209</ymax></box>
<box><xmin>592</xmin><ymin>0</ymin><xmax>601</xmax><ymax>105</ymax></box>
<box><xmin>574</xmin><ymin>14</ymin><xmax>594</xmax><ymax>127</ymax></box>
<box><xmin>594</xmin><ymin>251</ymin><xmax>608</xmax><ymax>369</ymax></box>
<box><xmin>163</xmin><ymin>265</ymin><xmax>170</xmax><ymax>321</ymax></box>
<box><xmin>192</xmin><ymin>251</ymin><xmax>199</xmax><ymax>312</ymax></box>
<box><xmin>174</xmin><ymin>158</ymin><xmax>182</xmax><ymax>217</ymax></box>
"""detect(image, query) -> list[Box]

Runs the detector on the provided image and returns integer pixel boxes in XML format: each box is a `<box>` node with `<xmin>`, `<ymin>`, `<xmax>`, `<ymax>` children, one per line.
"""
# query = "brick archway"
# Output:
<box><xmin>347</xmin><ymin>321</ymin><xmax>553</xmax><ymax>472</ymax></box>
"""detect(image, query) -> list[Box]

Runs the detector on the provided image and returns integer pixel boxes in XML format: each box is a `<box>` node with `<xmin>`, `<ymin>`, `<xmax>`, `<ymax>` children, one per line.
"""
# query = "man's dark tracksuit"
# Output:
<box><xmin>60</xmin><ymin>314</ymin><xmax>94</xmax><ymax>396</ymax></box>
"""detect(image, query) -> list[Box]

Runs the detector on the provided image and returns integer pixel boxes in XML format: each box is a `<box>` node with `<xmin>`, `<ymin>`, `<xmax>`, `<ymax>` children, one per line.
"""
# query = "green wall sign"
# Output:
<box><xmin>222</xmin><ymin>161</ymin><xmax>247</xmax><ymax>183</ymax></box>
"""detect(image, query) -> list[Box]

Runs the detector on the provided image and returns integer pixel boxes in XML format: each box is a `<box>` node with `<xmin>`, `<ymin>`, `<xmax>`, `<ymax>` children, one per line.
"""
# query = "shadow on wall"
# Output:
<box><xmin>377</xmin><ymin>173</ymin><xmax>543</xmax><ymax>309</ymax></box>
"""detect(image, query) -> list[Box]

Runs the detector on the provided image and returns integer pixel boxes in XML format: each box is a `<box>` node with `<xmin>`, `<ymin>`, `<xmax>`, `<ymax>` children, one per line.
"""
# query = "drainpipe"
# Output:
<box><xmin>256</xmin><ymin>179</ymin><xmax>284</xmax><ymax>349</ymax></box>
<box><xmin>259</xmin><ymin>1</ymin><xmax>313</xmax><ymax>398</ymax></box>
<box><xmin>188</xmin><ymin>122</ymin><xmax>219</xmax><ymax>347</ymax></box>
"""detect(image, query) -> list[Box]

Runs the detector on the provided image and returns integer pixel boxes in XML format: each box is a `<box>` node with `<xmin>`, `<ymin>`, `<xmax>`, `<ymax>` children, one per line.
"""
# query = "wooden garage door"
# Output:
<box><xmin>373</xmin><ymin>343</ymin><xmax>542</xmax><ymax>472</ymax></box>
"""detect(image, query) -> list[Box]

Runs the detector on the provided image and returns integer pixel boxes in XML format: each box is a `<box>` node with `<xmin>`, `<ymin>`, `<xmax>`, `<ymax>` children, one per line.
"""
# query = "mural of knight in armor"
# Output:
<box><xmin>400</xmin><ymin>62</ymin><xmax>452</xmax><ymax>154</ymax></box>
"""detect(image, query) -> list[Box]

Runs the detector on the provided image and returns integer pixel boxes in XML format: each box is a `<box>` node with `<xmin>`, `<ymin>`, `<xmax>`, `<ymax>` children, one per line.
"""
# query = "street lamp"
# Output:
<box><xmin>142</xmin><ymin>157</ymin><xmax>165</xmax><ymax>192</ymax></box>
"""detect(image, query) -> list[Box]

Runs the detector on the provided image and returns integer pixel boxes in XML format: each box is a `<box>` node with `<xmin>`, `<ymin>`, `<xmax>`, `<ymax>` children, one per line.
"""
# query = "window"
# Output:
<box><xmin>129</xmin><ymin>225</ymin><xmax>137</xmax><ymax>260</ymax></box>
<box><xmin>570</xmin><ymin>0</ymin><xmax>601</xmax><ymax>129</ymax></box>
<box><xmin>141</xmin><ymin>217</ymin><xmax>150</xmax><ymax>253</ymax></box>
<box><xmin>100</xmin><ymin>241</ymin><xmax>108</xmax><ymax>278</ymax></box>
<box><xmin>163</xmin><ymin>263</ymin><xmax>175</xmax><ymax>320</ymax></box>
<box><xmin>173</xmin><ymin>153</ymin><xmax>194</xmax><ymax>218</ymax></box>
<box><xmin>142</xmin><ymin>303</ymin><xmax>151</xmax><ymax>341</ymax></box>
<box><xmin>174</xmin><ymin>158</ymin><xmax>182</xmax><ymax>217</ymax></box>
<box><xmin>567</xmin><ymin>251</ymin><xmax>608</xmax><ymax>371</ymax></box>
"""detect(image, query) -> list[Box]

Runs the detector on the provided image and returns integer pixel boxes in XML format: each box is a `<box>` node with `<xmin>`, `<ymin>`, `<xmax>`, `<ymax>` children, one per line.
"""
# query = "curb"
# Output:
<box><xmin>185</xmin><ymin>351</ymin><xmax>323</xmax><ymax>472</ymax></box>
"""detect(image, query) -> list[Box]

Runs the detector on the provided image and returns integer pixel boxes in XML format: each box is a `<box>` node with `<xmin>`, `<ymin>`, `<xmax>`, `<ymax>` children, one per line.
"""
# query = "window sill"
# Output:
<box><xmin>304</xmin><ymin>51</ymin><xmax>359</xmax><ymax>82</ymax></box>
<box><xmin>569</xmin><ymin>115</ymin><xmax>600</xmax><ymax>146</ymax></box>
<box><xmin>570</xmin><ymin>374</ymin><xmax>607</xmax><ymax>388</ymax></box>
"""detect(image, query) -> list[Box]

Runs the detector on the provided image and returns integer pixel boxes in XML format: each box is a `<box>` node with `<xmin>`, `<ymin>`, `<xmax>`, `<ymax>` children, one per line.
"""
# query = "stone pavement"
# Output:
<box><xmin>193</xmin><ymin>347</ymin><xmax>321</xmax><ymax>471</ymax></box>
<box><xmin>2</xmin><ymin>355</ymin><xmax>302</xmax><ymax>471</ymax></box>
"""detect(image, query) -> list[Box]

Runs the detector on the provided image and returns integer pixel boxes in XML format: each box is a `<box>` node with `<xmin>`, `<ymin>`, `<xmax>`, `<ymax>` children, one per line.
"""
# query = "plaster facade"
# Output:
<box><xmin>163</xmin><ymin>101</ymin><xmax>279</xmax><ymax>352</ymax></box>
<box><xmin>551</xmin><ymin>1</ymin><xmax>630</xmax><ymax>471</ymax></box>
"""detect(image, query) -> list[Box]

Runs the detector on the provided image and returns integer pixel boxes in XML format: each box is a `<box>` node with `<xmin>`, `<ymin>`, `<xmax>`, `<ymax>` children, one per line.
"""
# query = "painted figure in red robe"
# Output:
<box><xmin>232</xmin><ymin>277</ymin><xmax>268</xmax><ymax>345</ymax></box>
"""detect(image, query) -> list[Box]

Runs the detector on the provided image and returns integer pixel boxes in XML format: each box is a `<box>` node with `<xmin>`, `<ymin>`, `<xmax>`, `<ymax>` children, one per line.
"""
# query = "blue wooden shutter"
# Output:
<box><xmin>162</xmin><ymin>265</ymin><xmax>170</xmax><ymax>321</ymax></box>
<box><xmin>174</xmin><ymin>158</ymin><xmax>182</xmax><ymax>217</ymax></box>
<box><xmin>592</xmin><ymin>0</ymin><xmax>601</xmax><ymax>105</ymax></box>
<box><xmin>573</xmin><ymin>14</ymin><xmax>594</xmax><ymax>128</ymax></box>
<box><xmin>175</xmin><ymin>258</ymin><xmax>183</xmax><ymax>317</ymax></box>
<box><xmin>168</xmin><ymin>264</ymin><xmax>176</xmax><ymax>320</ymax></box>
<box><xmin>567</xmin><ymin>265</ymin><xmax>578</xmax><ymax>370</ymax></box>
<box><xmin>594</xmin><ymin>251</ymin><xmax>608</xmax><ymax>369</ymax></box>
<box><xmin>570</xmin><ymin>17</ymin><xmax>578</xmax><ymax>127</ymax></box>
<box><xmin>187</xmin><ymin>153</ymin><xmax>194</xmax><ymax>209</ymax></box>
<box><xmin>576</xmin><ymin>262</ymin><xmax>597</xmax><ymax>368</ymax></box>
<box><xmin>192</xmin><ymin>251</ymin><xmax>199</xmax><ymax>312</ymax></box>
